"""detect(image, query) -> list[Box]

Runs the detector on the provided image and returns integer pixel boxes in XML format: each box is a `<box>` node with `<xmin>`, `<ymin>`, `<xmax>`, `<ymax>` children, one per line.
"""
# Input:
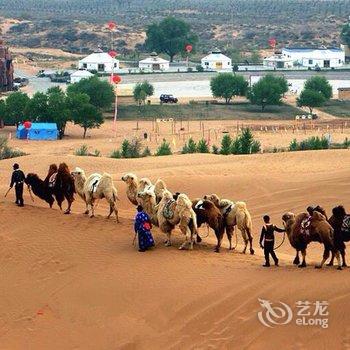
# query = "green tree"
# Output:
<box><xmin>155</xmin><ymin>140</ymin><xmax>172</xmax><ymax>156</ymax></box>
<box><xmin>210</xmin><ymin>73</ymin><xmax>248</xmax><ymax>104</ymax></box>
<box><xmin>46</xmin><ymin>89</ymin><xmax>71</xmax><ymax>138</ymax></box>
<box><xmin>304</xmin><ymin>76</ymin><xmax>332</xmax><ymax>100</ymax></box>
<box><xmin>197</xmin><ymin>139</ymin><xmax>209</xmax><ymax>153</ymax></box>
<box><xmin>249</xmin><ymin>50</ymin><xmax>261</xmax><ymax>64</ymax></box>
<box><xmin>145</xmin><ymin>17</ymin><xmax>197</xmax><ymax>62</ymax></box>
<box><xmin>72</xmin><ymin>102</ymin><xmax>103</xmax><ymax>138</ymax></box>
<box><xmin>182</xmin><ymin>137</ymin><xmax>197</xmax><ymax>154</ymax></box>
<box><xmin>341</xmin><ymin>22</ymin><xmax>350</xmax><ymax>47</ymax></box>
<box><xmin>297</xmin><ymin>89</ymin><xmax>326</xmax><ymax>113</ymax></box>
<box><xmin>133</xmin><ymin>81</ymin><xmax>154</xmax><ymax>105</ymax></box>
<box><xmin>220</xmin><ymin>134</ymin><xmax>232</xmax><ymax>155</ymax></box>
<box><xmin>4</xmin><ymin>92</ymin><xmax>30</xmax><ymax>126</ymax></box>
<box><xmin>239</xmin><ymin>127</ymin><xmax>255</xmax><ymax>154</ymax></box>
<box><xmin>248</xmin><ymin>75</ymin><xmax>285</xmax><ymax>111</ymax></box>
<box><xmin>67</xmin><ymin>76</ymin><xmax>115</xmax><ymax>109</ymax></box>
<box><xmin>0</xmin><ymin>100</ymin><xmax>6</xmax><ymax>124</ymax></box>
<box><xmin>25</xmin><ymin>92</ymin><xmax>48</xmax><ymax>121</ymax></box>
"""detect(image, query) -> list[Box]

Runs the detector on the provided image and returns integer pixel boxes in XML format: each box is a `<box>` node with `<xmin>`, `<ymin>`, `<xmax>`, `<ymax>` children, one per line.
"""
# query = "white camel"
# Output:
<box><xmin>72</xmin><ymin>167</ymin><xmax>119</xmax><ymax>221</ymax></box>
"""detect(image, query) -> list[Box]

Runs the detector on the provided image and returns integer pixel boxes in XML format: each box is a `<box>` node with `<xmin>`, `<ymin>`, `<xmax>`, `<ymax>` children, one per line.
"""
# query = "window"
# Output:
<box><xmin>83</xmin><ymin>63</ymin><xmax>87</xmax><ymax>68</ymax></box>
<box><xmin>308</xmin><ymin>59</ymin><xmax>313</xmax><ymax>65</ymax></box>
<box><xmin>114</xmin><ymin>63</ymin><xmax>117</xmax><ymax>68</ymax></box>
<box><xmin>205</xmin><ymin>62</ymin><xmax>209</xmax><ymax>66</ymax></box>
<box><xmin>98</xmin><ymin>64</ymin><xmax>105</xmax><ymax>71</ymax></box>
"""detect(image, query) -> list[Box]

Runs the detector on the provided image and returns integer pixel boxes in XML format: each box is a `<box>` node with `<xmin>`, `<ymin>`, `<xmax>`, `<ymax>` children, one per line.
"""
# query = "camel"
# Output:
<box><xmin>121</xmin><ymin>173</ymin><xmax>166</xmax><ymax>205</ymax></box>
<box><xmin>282</xmin><ymin>211</ymin><xmax>342</xmax><ymax>269</ymax></box>
<box><xmin>25</xmin><ymin>163</ymin><xmax>75</xmax><ymax>214</ymax></box>
<box><xmin>136</xmin><ymin>188</ymin><xmax>159</xmax><ymax>226</ymax></box>
<box><xmin>192</xmin><ymin>199</ymin><xmax>225</xmax><ymax>252</ymax></box>
<box><xmin>25</xmin><ymin>173</ymin><xmax>55</xmax><ymax>208</ymax></box>
<box><xmin>121</xmin><ymin>173</ymin><xmax>143</xmax><ymax>206</ymax></box>
<box><xmin>328</xmin><ymin>206</ymin><xmax>350</xmax><ymax>267</ymax></box>
<box><xmin>204</xmin><ymin>194</ymin><xmax>254</xmax><ymax>254</ymax></box>
<box><xmin>71</xmin><ymin>167</ymin><xmax>119</xmax><ymax>221</ymax></box>
<box><xmin>156</xmin><ymin>189</ymin><xmax>198</xmax><ymax>250</ymax></box>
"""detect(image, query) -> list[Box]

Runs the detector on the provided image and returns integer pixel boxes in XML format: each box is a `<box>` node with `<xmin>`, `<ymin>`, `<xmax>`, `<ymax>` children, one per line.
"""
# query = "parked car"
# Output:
<box><xmin>160</xmin><ymin>94</ymin><xmax>178</xmax><ymax>104</ymax></box>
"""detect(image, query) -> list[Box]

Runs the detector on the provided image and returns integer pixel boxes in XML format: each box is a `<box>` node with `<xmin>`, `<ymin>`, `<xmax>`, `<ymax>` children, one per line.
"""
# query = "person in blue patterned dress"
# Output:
<box><xmin>134</xmin><ymin>205</ymin><xmax>155</xmax><ymax>252</ymax></box>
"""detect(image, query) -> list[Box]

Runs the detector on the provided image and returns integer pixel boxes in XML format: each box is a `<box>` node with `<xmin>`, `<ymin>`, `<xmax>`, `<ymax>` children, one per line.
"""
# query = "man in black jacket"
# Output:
<box><xmin>9</xmin><ymin>163</ymin><xmax>25</xmax><ymax>207</ymax></box>
<box><xmin>259</xmin><ymin>215</ymin><xmax>285</xmax><ymax>267</ymax></box>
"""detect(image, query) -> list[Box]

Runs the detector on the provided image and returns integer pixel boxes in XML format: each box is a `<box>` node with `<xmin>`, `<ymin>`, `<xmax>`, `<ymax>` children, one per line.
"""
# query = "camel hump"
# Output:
<box><xmin>235</xmin><ymin>201</ymin><xmax>247</xmax><ymax>210</ymax></box>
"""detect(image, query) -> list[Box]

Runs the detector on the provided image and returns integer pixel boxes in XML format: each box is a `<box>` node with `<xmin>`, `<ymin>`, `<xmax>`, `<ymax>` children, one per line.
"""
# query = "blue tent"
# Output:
<box><xmin>16</xmin><ymin>123</ymin><xmax>58</xmax><ymax>140</ymax></box>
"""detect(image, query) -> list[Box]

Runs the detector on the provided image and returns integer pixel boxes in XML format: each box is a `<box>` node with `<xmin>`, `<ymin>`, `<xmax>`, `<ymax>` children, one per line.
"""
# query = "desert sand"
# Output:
<box><xmin>1</xmin><ymin>134</ymin><xmax>350</xmax><ymax>349</ymax></box>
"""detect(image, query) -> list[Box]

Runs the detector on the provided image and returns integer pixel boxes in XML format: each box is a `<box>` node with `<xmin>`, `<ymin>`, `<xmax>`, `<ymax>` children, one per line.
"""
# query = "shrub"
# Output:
<box><xmin>197</xmin><ymin>139</ymin><xmax>210</xmax><ymax>153</ymax></box>
<box><xmin>212</xmin><ymin>145</ymin><xmax>219</xmax><ymax>154</ymax></box>
<box><xmin>344</xmin><ymin>138</ymin><xmax>350</xmax><ymax>148</ymax></box>
<box><xmin>92</xmin><ymin>149</ymin><xmax>101</xmax><ymax>157</ymax></box>
<box><xmin>289</xmin><ymin>136</ymin><xmax>330</xmax><ymax>151</ymax></box>
<box><xmin>289</xmin><ymin>139</ymin><xmax>299</xmax><ymax>152</ymax></box>
<box><xmin>128</xmin><ymin>138</ymin><xmax>143</xmax><ymax>158</ymax></box>
<box><xmin>239</xmin><ymin>128</ymin><xmax>254</xmax><ymax>154</ymax></box>
<box><xmin>230</xmin><ymin>137</ymin><xmax>241</xmax><ymax>154</ymax></box>
<box><xmin>220</xmin><ymin>134</ymin><xmax>232</xmax><ymax>155</ymax></box>
<box><xmin>74</xmin><ymin>144</ymin><xmax>89</xmax><ymax>156</ymax></box>
<box><xmin>251</xmin><ymin>140</ymin><xmax>261</xmax><ymax>153</ymax></box>
<box><xmin>121</xmin><ymin>139</ymin><xmax>131</xmax><ymax>158</ymax></box>
<box><xmin>0</xmin><ymin>137</ymin><xmax>26</xmax><ymax>159</ymax></box>
<box><xmin>196</xmin><ymin>65</ymin><xmax>204</xmax><ymax>72</ymax></box>
<box><xmin>110</xmin><ymin>149</ymin><xmax>122</xmax><ymax>159</ymax></box>
<box><xmin>142</xmin><ymin>146</ymin><xmax>152</xmax><ymax>157</ymax></box>
<box><xmin>156</xmin><ymin>140</ymin><xmax>172</xmax><ymax>156</ymax></box>
<box><xmin>182</xmin><ymin>137</ymin><xmax>197</xmax><ymax>154</ymax></box>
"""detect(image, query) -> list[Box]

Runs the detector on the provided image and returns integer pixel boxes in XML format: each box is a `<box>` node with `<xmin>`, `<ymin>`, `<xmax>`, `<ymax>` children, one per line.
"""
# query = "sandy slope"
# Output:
<box><xmin>1</xmin><ymin>150</ymin><xmax>350</xmax><ymax>350</ymax></box>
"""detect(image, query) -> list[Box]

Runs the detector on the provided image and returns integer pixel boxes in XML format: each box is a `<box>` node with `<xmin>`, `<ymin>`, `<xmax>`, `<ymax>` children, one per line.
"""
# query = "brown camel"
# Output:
<box><xmin>282</xmin><ymin>211</ymin><xmax>342</xmax><ymax>269</ymax></box>
<box><xmin>328</xmin><ymin>206</ymin><xmax>350</xmax><ymax>267</ymax></box>
<box><xmin>192</xmin><ymin>199</ymin><xmax>226</xmax><ymax>252</ymax></box>
<box><xmin>25</xmin><ymin>163</ymin><xmax>75</xmax><ymax>214</ymax></box>
<box><xmin>204</xmin><ymin>194</ymin><xmax>254</xmax><ymax>254</ymax></box>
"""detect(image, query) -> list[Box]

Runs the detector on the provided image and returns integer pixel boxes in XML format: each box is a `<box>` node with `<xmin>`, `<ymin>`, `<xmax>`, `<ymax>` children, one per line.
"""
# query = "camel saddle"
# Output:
<box><xmin>300</xmin><ymin>216</ymin><xmax>312</xmax><ymax>236</ymax></box>
<box><xmin>342</xmin><ymin>215</ymin><xmax>350</xmax><ymax>234</ymax></box>
<box><xmin>163</xmin><ymin>199</ymin><xmax>175</xmax><ymax>220</ymax></box>
<box><xmin>48</xmin><ymin>173</ymin><xmax>57</xmax><ymax>188</ymax></box>
<box><xmin>88</xmin><ymin>174</ymin><xmax>101</xmax><ymax>194</ymax></box>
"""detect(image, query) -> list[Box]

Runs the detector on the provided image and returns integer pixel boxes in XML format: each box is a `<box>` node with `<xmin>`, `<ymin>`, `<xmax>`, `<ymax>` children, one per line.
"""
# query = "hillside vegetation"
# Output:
<box><xmin>0</xmin><ymin>0</ymin><xmax>348</xmax><ymax>56</ymax></box>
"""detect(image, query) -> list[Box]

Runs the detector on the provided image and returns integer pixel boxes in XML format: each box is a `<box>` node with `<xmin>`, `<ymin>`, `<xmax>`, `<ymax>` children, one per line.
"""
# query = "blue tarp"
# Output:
<box><xmin>16</xmin><ymin>123</ymin><xmax>58</xmax><ymax>140</ymax></box>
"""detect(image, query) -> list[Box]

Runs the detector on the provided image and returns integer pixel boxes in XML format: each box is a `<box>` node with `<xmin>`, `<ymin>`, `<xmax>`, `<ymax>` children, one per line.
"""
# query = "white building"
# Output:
<box><xmin>263</xmin><ymin>53</ymin><xmax>294</xmax><ymax>69</ymax></box>
<box><xmin>264</xmin><ymin>47</ymin><xmax>345</xmax><ymax>69</ymax></box>
<box><xmin>78</xmin><ymin>52</ymin><xmax>119</xmax><ymax>73</ymax></box>
<box><xmin>70</xmin><ymin>70</ymin><xmax>94</xmax><ymax>84</ymax></box>
<box><xmin>201</xmin><ymin>49</ymin><xmax>232</xmax><ymax>71</ymax></box>
<box><xmin>139</xmin><ymin>53</ymin><xmax>170</xmax><ymax>71</ymax></box>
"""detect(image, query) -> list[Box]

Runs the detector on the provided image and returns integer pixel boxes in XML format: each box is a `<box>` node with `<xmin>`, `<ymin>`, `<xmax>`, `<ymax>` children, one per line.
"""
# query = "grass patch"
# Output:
<box><xmin>75</xmin><ymin>145</ymin><xmax>101</xmax><ymax>157</ymax></box>
<box><xmin>318</xmin><ymin>100</ymin><xmax>350</xmax><ymax>118</ymax></box>
<box><xmin>109</xmin><ymin>102</ymin><xmax>302</xmax><ymax>121</ymax></box>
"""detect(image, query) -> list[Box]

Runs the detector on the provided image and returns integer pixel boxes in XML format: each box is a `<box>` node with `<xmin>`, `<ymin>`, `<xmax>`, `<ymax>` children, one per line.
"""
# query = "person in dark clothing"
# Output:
<box><xmin>9</xmin><ymin>163</ymin><xmax>25</xmax><ymax>207</ymax></box>
<box><xmin>134</xmin><ymin>205</ymin><xmax>155</xmax><ymax>252</ymax></box>
<box><xmin>259</xmin><ymin>215</ymin><xmax>285</xmax><ymax>267</ymax></box>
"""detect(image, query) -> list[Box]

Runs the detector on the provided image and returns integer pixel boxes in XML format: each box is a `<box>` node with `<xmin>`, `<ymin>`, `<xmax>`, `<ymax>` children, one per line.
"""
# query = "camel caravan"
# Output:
<box><xmin>21</xmin><ymin>164</ymin><xmax>350</xmax><ymax>270</ymax></box>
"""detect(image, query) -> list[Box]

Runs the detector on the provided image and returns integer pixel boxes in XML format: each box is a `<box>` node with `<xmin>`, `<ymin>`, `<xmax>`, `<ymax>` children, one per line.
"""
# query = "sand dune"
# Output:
<box><xmin>1</xmin><ymin>150</ymin><xmax>350</xmax><ymax>349</ymax></box>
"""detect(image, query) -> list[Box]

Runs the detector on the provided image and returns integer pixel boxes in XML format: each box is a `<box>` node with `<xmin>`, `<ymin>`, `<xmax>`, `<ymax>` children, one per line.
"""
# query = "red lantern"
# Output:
<box><xmin>108</xmin><ymin>50</ymin><xmax>118</xmax><ymax>58</ymax></box>
<box><xmin>107</xmin><ymin>21</ymin><xmax>116</xmax><ymax>30</ymax></box>
<box><xmin>268</xmin><ymin>38</ymin><xmax>277</xmax><ymax>48</ymax></box>
<box><xmin>112</xmin><ymin>75</ymin><xmax>121</xmax><ymax>84</ymax></box>
<box><xmin>23</xmin><ymin>121</ymin><xmax>32</xmax><ymax>129</ymax></box>
<box><xmin>185</xmin><ymin>44</ymin><xmax>193</xmax><ymax>53</ymax></box>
